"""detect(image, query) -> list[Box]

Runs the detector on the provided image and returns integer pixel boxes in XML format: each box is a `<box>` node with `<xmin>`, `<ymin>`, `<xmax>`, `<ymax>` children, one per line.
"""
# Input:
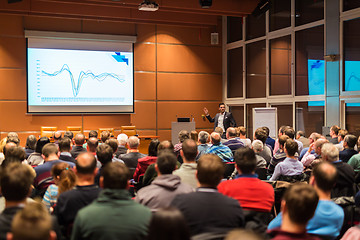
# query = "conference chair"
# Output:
<box><xmin>40</xmin><ymin>126</ymin><xmax>57</xmax><ymax>139</ymax></box>
<box><xmin>121</xmin><ymin>126</ymin><xmax>137</xmax><ymax>136</ymax></box>
<box><xmin>66</xmin><ymin>126</ymin><xmax>83</xmax><ymax>136</ymax></box>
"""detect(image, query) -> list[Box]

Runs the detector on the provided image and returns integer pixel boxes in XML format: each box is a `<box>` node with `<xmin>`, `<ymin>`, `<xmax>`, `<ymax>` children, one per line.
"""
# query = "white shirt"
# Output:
<box><xmin>217</xmin><ymin>113</ymin><xmax>225</xmax><ymax>132</ymax></box>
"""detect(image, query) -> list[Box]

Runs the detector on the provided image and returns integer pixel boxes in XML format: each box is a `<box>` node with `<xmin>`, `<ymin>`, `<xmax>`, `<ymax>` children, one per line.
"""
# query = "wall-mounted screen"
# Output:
<box><xmin>26</xmin><ymin>32</ymin><xmax>135</xmax><ymax>113</ymax></box>
<box><xmin>308</xmin><ymin>59</ymin><xmax>325</xmax><ymax>107</ymax></box>
<box><xmin>344</xmin><ymin>61</ymin><xmax>360</xmax><ymax>92</ymax></box>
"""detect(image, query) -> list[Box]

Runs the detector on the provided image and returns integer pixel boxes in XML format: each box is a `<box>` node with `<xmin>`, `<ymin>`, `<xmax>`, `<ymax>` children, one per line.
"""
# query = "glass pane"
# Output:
<box><xmin>246</xmin><ymin>103</ymin><xmax>266</xmax><ymax>140</ymax></box>
<box><xmin>343</xmin><ymin>0</ymin><xmax>360</xmax><ymax>12</ymax></box>
<box><xmin>295</xmin><ymin>0</ymin><xmax>324</xmax><ymax>26</ymax></box>
<box><xmin>229</xmin><ymin>106</ymin><xmax>244</xmax><ymax>127</ymax></box>
<box><xmin>343</xmin><ymin>18</ymin><xmax>360</xmax><ymax>92</ymax></box>
<box><xmin>227</xmin><ymin>47</ymin><xmax>243</xmax><ymax>98</ymax></box>
<box><xmin>246</xmin><ymin>40</ymin><xmax>266</xmax><ymax>98</ymax></box>
<box><xmin>270</xmin><ymin>35</ymin><xmax>291</xmax><ymax>95</ymax></box>
<box><xmin>246</xmin><ymin>14</ymin><xmax>265</xmax><ymax>40</ymax></box>
<box><xmin>295</xmin><ymin>101</ymin><xmax>324</xmax><ymax>137</ymax></box>
<box><xmin>295</xmin><ymin>25</ymin><xmax>324</xmax><ymax>96</ymax></box>
<box><xmin>345</xmin><ymin>103</ymin><xmax>360</xmax><ymax>138</ymax></box>
<box><xmin>271</xmin><ymin>104</ymin><xmax>293</xmax><ymax>130</ymax></box>
<box><xmin>227</xmin><ymin>16</ymin><xmax>243</xmax><ymax>43</ymax></box>
<box><xmin>269</xmin><ymin>0</ymin><xmax>291</xmax><ymax>32</ymax></box>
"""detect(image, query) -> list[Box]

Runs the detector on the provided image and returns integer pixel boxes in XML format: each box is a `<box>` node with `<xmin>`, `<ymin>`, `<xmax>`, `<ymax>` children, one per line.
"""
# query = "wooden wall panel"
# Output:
<box><xmin>83</xmin><ymin>115</ymin><xmax>130</xmax><ymax>130</ymax></box>
<box><xmin>0</xmin><ymin>69</ymin><xmax>26</xmax><ymax>100</ymax></box>
<box><xmin>158</xmin><ymin>130</ymin><xmax>171</xmax><ymax>142</ymax></box>
<box><xmin>0</xmin><ymin>37</ymin><xmax>26</xmax><ymax>68</ymax></box>
<box><xmin>0</xmin><ymin>14</ymin><xmax>23</xmax><ymax>36</ymax></box>
<box><xmin>24</xmin><ymin>16</ymin><xmax>82</xmax><ymax>32</ymax></box>
<box><xmin>137</xmin><ymin>130</ymin><xmax>157</xmax><ymax>136</ymax></box>
<box><xmin>136</xmin><ymin>24</ymin><xmax>156</xmax><ymax>43</ymax></box>
<box><xmin>157</xmin><ymin>25</ymin><xmax>213</xmax><ymax>46</ymax></box>
<box><xmin>134</xmin><ymin>72</ymin><xmax>156</xmax><ymax>100</ymax></box>
<box><xmin>157</xmin><ymin>73</ymin><xmax>222</xmax><ymax>101</ymax></box>
<box><xmin>157</xmin><ymin>44</ymin><xmax>222</xmax><ymax>73</ymax></box>
<box><xmin>131</xmin><ymin>102</ymin><xmax>156</xmax><ymax>129</ymax></box>
<box><xmin>82</xmin><ymin>20</ymin><xmax>136</xmax><ymax>35</ymax></box>
<box><xmin>134</xmin><ymin>43</ymin><xmax>156</xmax><ymax>72</ymax></box>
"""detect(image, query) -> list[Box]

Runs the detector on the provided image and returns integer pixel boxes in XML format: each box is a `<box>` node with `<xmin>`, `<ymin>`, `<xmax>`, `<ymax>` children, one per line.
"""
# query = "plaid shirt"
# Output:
<box><xmin>205</xmin><ymin>143</ymin><xmax>233</xmax><ymax>162</ymax></box>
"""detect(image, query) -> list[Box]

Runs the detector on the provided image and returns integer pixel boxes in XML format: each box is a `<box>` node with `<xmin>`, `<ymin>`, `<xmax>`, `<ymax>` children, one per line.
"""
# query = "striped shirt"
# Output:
<box><xmin>205</xmin><ymin>143</ymin><xmax>233</xmax><ymax>162</ymax></box>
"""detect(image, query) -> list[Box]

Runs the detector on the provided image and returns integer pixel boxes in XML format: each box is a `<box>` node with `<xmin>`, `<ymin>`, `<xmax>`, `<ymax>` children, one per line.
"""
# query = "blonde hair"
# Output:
<box><xmin>0</xmin><ymin>137</ymin><xmax>7</xmax><ymax>153</ymax></box>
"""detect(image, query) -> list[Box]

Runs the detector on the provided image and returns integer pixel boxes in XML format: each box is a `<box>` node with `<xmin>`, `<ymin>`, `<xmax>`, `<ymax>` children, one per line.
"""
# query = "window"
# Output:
<box><xmin>227</xmin><ymin>17</ymin><xmax>243</xmax><ymax>43</ymax></box>
<box><xmin>345</xmin><ymin>103</ymin><xmax>360</xmax><ymax>137</ymax></box>
<box><xmin>246</xmin><ymin>40</ymin><xmax>266</xmax><ymax>98</ymax></box>
<box><xmin>229</xmin><ymin>106</ymin><xmax>244</xmax><ymax>127</ymax></box>
<box><xmin>343</xmin><ymin>0</ymin><xmax>360</xmax><ymax>12</ymax></box>
<box><xmin>295</xmin><ymin>0</ymin><xmax>324</xmax><ymax>26</ymax></box>
<box><xmin>269</xmin><ymin>0</ymin><xmax>291</xmax><ymax>32</ymax></box>
<box><xmin>246</xmin><ymin>14</ymin><xmax>265</xmax><ymax>40</ymax></box>
<box><xmin>271</xmin><ymin>104</ymin><xmax>293</xmax><ymax>129</ymax></box>
<box><xmin>295</xmin><ymin>102</ymin><xmax>324</xmax><ymax>137</ymax></box>
<box><xmin>227</xmin><ymin>47</ymin><xmax>243</xmax><ymax>98</ymax></box>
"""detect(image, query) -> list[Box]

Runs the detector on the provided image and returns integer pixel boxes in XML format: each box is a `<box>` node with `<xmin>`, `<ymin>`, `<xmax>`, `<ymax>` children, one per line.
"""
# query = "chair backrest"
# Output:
<box><xmin>121</xmin><ymin>126</ymin><xmax>137</xmax><ymax>136</ymax></box>
<box><xmin>66</xmin><ymin>126</ymin><xmax>83</xmax><ymax>136</ymax></box>
<box><xmin>40</xmin><ymin>127</ymin><xmax>57</xmax><ymax>139</ymax></box>
<box><xmin>224</xmin><ymin>162</ymin><xmax>235</xmax><ymax>179</ymax></box>
<box><xmin>255</xmin><ymin>168</ymin><xmax>267</xmax><ymax>180</ymax></box>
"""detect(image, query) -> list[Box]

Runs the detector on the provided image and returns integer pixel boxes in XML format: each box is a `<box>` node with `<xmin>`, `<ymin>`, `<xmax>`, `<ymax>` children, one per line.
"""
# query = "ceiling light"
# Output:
<box><xmin>139</xmin><ymin>1</ymin><xmax>159</xmax><ymax>11</ymax></box>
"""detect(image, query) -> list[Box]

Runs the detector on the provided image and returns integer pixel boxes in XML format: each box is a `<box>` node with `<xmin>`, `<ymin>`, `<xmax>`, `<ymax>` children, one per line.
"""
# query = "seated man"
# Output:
<box><xmin>284</xmin><ymin>126</ymin><xmax>303</xmax><ymax>154</ymax></box>
<box><xmin>254</xmin><ymin>128</ymin><xmax>272</xmax><ymax>164</ymax></box>
<box><xmin>301</xmin><ymin>138</ymin><xmax>328</xmax><ymax>167</ymax></box>
<box><xmin>251</xmin><ymin>140</ymin><xmax>267</xmax><ymax>169</ymax></box>
<box><xmin>115</xmin><ymin>133</ymin><xmax>128</xmax><ymax>157</ymax></box>
<box><xmin>269</xmin><ymin>139</ymin><xmax>303</xmax><ymax>181</ymax></box>
<box><xmin>171</xmin><ymin>154</ymin><xmax>244</xmax><ymax>236</ymax></box>
<box><xmin>71</xmin><ymin>162</ymin><xmax>151</xmax><ymax>240</ymax></box>
<box><xmin>268</xmin><ymin>184</ymin><xmax>320</xmax><ymax>240</ymax></box>
<box><xmin>58</xmin><ymin>137</ymin><xmax>75</xmax><ymax>163</ymax></box>
<box><xmin>223</xmin><ymin>127</ymin><xmax>245</xmax><ymax>152</ymax></box>
<box><xmin>120</xmin><ymin>136</ymin><xmax>146</xmax><ymax>175</ymax></box>
<box><xmin>135</xmin><ymin>151</ymin><xmax>193</xmax><ymax>211</ymax></box>
<box><xmin>339</xmin><ymin>134</ymin><xmax>358</xmax><ymax>163</ymax></box>
<box><xmin>70</xmin><ymin>133</ymin><xmax>86</xmax><ymax>159</ymax></box>
<box><xmin>205</xmin><ymin>132</ymin><xmax>233</xmax><ymax>163</ymax></box>
<box><xmin>196</xmin><ymin>131</ymin><xmax>210</xmax><ymax>160</ymax></box>
<box><xmin>218</xmin><ymin>147</ymin><xmax>274</xmax><ymax>212</ymax></box>
<box><xmin>268</xmin><ymin>162</ymin><xmax>344</xmax><ymax>240</ymax></box>
<box><xmin>268</xmin><ymin>135</ymin><xmax>289</xmax><ymax>175</ymax></box>
<box><xmin>296</xmin><ymin>130</ymin><xmax>310</xmax><ymax>148</ymax></box>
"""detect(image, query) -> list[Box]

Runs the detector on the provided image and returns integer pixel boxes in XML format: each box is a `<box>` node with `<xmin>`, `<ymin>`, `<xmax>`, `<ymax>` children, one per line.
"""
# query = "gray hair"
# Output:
<box><xmin>321</xmin><ymin>143</ymin><xmax>339</xmax><ymax>162</ymax></box>
<box><xmin>127</xmin><ymin>136</ymin><xmax>140</xmax><ymax>149</ymax></box>
<box><xmin>117</xmin><ymin>133</ymin><xmax>128</xmax><ymax>145</ymax></box>
<box><xmin>252</xmin><ymin>140</ymin><xmax>263</xmax><ymax>153</ymax></box>
<box><xmin>198</xmin><ymin>131</ymin><xmax>209</xmax><ymax>144</ymax></box>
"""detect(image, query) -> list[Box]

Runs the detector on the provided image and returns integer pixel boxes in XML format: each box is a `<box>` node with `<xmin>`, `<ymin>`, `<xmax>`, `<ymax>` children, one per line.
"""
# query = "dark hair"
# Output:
<box><xmin>64</xmin><ymin>131</ymin><xmax>74</xmax><ymax>139</ymax></box>
<box><xmin>182</xmin><ymin>139</ymin><xmax>197</xmax><ymax>161</ymax></box>
<box><xmin>96</xmin><ymin>144</ymin><xmax>113</xmax><ymax>166</ymax></box>
<box><xmin>42</xmin><ymin>143</ymin><xmax>58</xmax><ymax>158</ymax></box>
<box><xmin>279</xmin><ymin>135</ymin><xmax>290</xmax><ymax>147</ymax></box>
<box><xmin>0</xmin><ymin>163</ymin><xmax>34</xmax><ymax>201</ymax></box>
<box><xmin>35</xmin><ymin>137</ymin><xmax>50</xmax><ymax>154</ymax></box>
<box><xmin>148</xmin><ymin>139</ymin><xmax>160</xmax><ymax>157</ymax></box>
<box><xmin>238</xmin><ymin>126</ymin><xmax>246</xmax><ymax>136</ymax></box>
<box><xmin>105</xmin><ymin>139</ymin><xmax>118</xmax><ymax>153</ymax></box>
<box><xmin>344</xmin><ymin>134</ymin><xmax>357</xmax><ymax>149</ymax></box>
<box><xmin>58</xmin><ymin>137</ymin><xmax>71</xmax><ymax>152</ymax></box>
<box><xmin>297</xmin><ymin>131</ymin><xmax>305</xmax><ymax>137</ymax></box>
<box><xmin>331</xmin><ymin>125</ymin><xmax>341</xmax><ymax>135</ymax></box>
<box><xmin>89</xmin><ymin>130</ymin><xmax>98</xmax><ymax>138</ymax></box>
<box><xmin>261</xmin><ymin>126</ymin><xmax>270</xmax><ymax>137</ymax></box>
<box><xmin>279</xmin><ymin>125</ymin><xmax>287</xmax><ymax>134</ymax></box>
<box><xmin>74</xmin><ymin>133</ymin><xmax>85</xmax><ymax>145</ymax></box>
<box><xmin>254</xmin><ymin>128</ymin><xmax>267</xmax><ymax>144</ymax></box>
<box><xmin>156</xmin><ymin>151</ymin><xmax>177</xmax><ymax>174</ymax></box>
<box><xmin>3</xmin><ymin>146</ymin><xmax>26</xmax><ymax>167</ymax></box>
<box><xmin>178</xmin><ymin>130</ymin><xmax>190</xmax><ymax>143</ymax></box>
<box><xmin>197</xmin><ymin>154</ymin><xmax>224</xmax><ymax>187</ymax></box>
<box><xmin>51</xmin><ymin>162</ymin><xmax>76</xmax><ymax>194</ymax></box>
<box><xmin>283</xmin><ymin>184</ymin><xmax>319</xmax><ymax>225</ymax></box>
<box><xmin>158</xmin><ymin>141</ymin><xmax>174</xmax><ymax>155</ymax></box>
<box><xmin>147</xmin><ymin>207</ymin><xmax>190</xmax><ymax>240</ymax></box>
<box><xmin>285</xmin><ymin>139</ymin><xmax>298</xmax><ymax>156</ymax></box>
<box><xmin>25</xmin><ymin>135</ymin><xmax>37</xmax><ymax>150</ymax></box>
<box><xmin>234</xmin><ymin>147</ymin><xmax>257</xmax><ymax>174</ymax></box>
<box><xmin>76</xmin><ymin>153</ymin><xmax>97</xmax><ymax>174</ymax></box>
<box><xmin>100</xmin><ymin>131</ymin><xmax>111</xmax><ymax>143</ymax></box>
<box><xmin>219</xmin><ymin>103</ymin><xmax>225</xmax><ymax>107</ymax></box>
<box><xmin>284</xmin><ymin>127</ymin><xmax>295</xmax><ymax>139</ymax></box>
<box><xmin>190</xmin><ymin>131</ymin><xmax>198</xmax><ymax>142</ymax></box>
<box><xmin>312</xmin><ymin>162</ymin><xmax>338</xmax><ymax>192</ymax></box>
<box><xmin>102</xmin><ymin>162</ymin><xmax>130</xmax><ymax>189</ymax></box>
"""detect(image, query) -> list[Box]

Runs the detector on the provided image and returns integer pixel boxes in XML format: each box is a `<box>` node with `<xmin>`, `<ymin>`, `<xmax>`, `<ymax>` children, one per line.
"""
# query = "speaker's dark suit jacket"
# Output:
<box><xmin>206</xmin><ymin>112</ymin><xmax>237</xmax><ymax>132</ymax></box>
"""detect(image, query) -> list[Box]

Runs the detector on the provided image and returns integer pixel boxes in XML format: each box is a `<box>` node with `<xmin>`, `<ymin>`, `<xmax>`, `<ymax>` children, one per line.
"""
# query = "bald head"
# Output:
<box><xmin>311</xmin><ymin>162</ymin><xmax>337</xmax><ymax>192</ymax></box>
<box><xmin>53</xmin><ymin>131</ymin><xmax>62</xmax><ymax>140</ymax></box>
<box><xmin>314</xmin><ymin>139</ymin><xmax>328</xmax><ymax>155</ymax></box>
<box><xmin>181</xmin><ymin>139</ymin><xmax>197</xmax><ymax>162</ymax></box>
<box><xmin>76</xmin><ymin>152</ymin><xmax>97</xmax><ymax>175</ymax></box>
<box><xmin>74</xmin><ymin>133</ymin><xmax>85</xmax><ymax>146</ymax></box>
<box><xmin>127</xmin><ymin>136</ymin><xmax>140</xmax><ymax>149</ymax></box>
<box><xmin>226</xmin><ymin>127</ymin><xmax>237</xmax><ymax>139</ymax></box>
<box><xmin>211</xmin><ymin>132</ymin><xmax>221</xmax><ymax>145</ymax></box>
<box><xmin>87</xmin><ymin>137</ymin><xmax>99</xmax><ymax>152</ymax></box>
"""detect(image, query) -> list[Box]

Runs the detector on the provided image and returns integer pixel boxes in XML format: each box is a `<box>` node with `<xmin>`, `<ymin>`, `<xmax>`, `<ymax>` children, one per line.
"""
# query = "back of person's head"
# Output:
<box><xmin>156</xmin><ymin>151</ymin><xmax>177</xmax><ymax>174</ymax></box>
<box><xmin>75</xmin><ymin>152</ymin><xmax>97</xmax><ymax>175</ymax></box>
<box><xmin>238</xmin><ymin>126</ymin><xmax>247</xmax><ymax>136</ymax></box>
<box><xmin>7</xmin><ymin>132</ymin><xmax>18</xmax><ymax>139</ymax></box>
<box><xmin>53</xmin><ymin>131</ymin><xmax>62</xmax><ymax>140</ymax></box>
<box><xmin>158</xmin><ymin>140</ymin><xmax>174</xmax><ymax>155</ymax></box>
<box><xmin>88</xmin><ymin>130</ymin><xmax>98</xmax><ymax>139</ymax></box>
<box><xmin>311</xmin><ymin>162</ymin><xmax>337</xmax><ymax>192</ymax></box>
<box><xmin>309</xmin><ymin>132</ymin><xmax>322</xmax><ymax>142</ymax></box>
<box><xmin>96</xmin><ymin>144</ymin><xmax>113</xmax><ymax>166</ymax></box>
<box><xmin>127</xmin><ymin>136</ymin><xmax>140</xmax><ymax>149</ymax></box>
<box><xmin>100</xmin><ymin>131</ymin><xmax>111</xmax><ymax>143</ymax></box>
<box><xmin>227</xmin><ymin>127</ymin><xmax>237</xmax><ymax>138</ymax></box>
<box><xmin>58</xmin><ymin>137</ymin><xmax>71</xmax><ymax>152</ymax></box>
<box><xmin>284</xmin><ymin>126</ymin><xmax>295</xmax><ymax>139</ymax></box>
<box><xmin>25</xmin><ymin>135</ymin><xmax>37</xmax><ymax>150</ymax></box>
<box><xmin>3</xmin><ymin>142</ymin><xmax>16</xmax><ymax>156</ymax></box>
<box><xmin>0</xmin><ymin>137</ymin><xmax>7</xmax><ymax>153</ymax></box>
<box><xmin>331</xmin><ymin>125</ymin><xmax>341</xmax><ymax>135</ymax></box>
<box><xmin>197</xmin><ymin>154</ymin><xmax>224</xmax><ymax>187</ymax></box>
<box><xmin>6</xmin><ymin>136</ymin><xmax>20</xmax><ymax>146</ymax></box>
<box><xmin>225</xmin><ymin>229</ymin><xmax>264</xmax><ymax>240</ymax></box>
<box><xmin>210</xmin><ymin>132</ymin><xmax>221</xmax><ymax>145</ymax></box>
<box><xmin>279</xmin><ymin>125</ymin><xmax>287</xmax><ymax>135</ymax></box>
<box><xmin>41</xmin><ymin>143</ymin><xmax>58</xmax><ymax>158</ymax></box>
<box><xmin>279</xmin><ymin>135</ymin><xmax>290</xmax><ymax>148</ymax></box>
<box><xmin>338</xmin><ymin>129</ymin><xmax>348</xmax><ymax>140</ymax></box>
<box><xmin>105</xmin><ymin>139</ymin><xmax>119</xmax><ymax>153</ymax></box>
<box><xmin>254</xmin><ymin>128</ymin><xmax>267</xmax><ymax>144</ymax></box>
<box><xmin>178</xmin><ymin>130</ymin><xmax>190</xmax><ymax>143</ymax></box>
<box><xmin>284</xmin><ymin>139</ymin><xmax>298</xmax><ymax>157</ymax></box>
<box><xmin>148</xmin><ymin>139</ymin><xmax>160</xmax><ymax>157</ymax></box>
<box><xmin>234</xmin><ymin>147</ymin><xmax>257</xmax><ymax>174</ymax></box>
<box><xmin>51</xmin><ymin>162</ymin><xmax>76</xmax><ymax>194</ymax></box>
<box><xmin>321</xmin><ymin>143</ymin><xmax>339</xmax><ymax>162</ymax></box>
<box><xmin>261</xmin><ymin>127</ymin><xmax>270</xmax><ymax>137</ymax></box>
<box><xmin>181</xmin><ymin>139</ymin><xmax>197</xmax><ymax>161</ymax></box>
<box><xmin>64</xmin><ymin>131</ymin><xmax>74</xmax><ymax>140</ymax></box>
<box><xmin>252</xmin><ymin>140</ymin><xmax>263</xmax><ymax>153</ymax></box>
<box><xmin>74</xmin><ymin>133</ymin><xmax>85</xmax><ymax>145</ymax></box>
<box><xmin>11</xmin><ymin>201</ymin><xmax>54</xmax><ymax>240</ymax></box>
<box><xmin>4</xmin><ymin>146</ymin><xmax>26</xmax><ymax>166</ymax></box>
<box><xmin>198</xmin><ymin>131</ymin><xmax>210</xmax><ymax>144</ymax></box>
<box><xmin>214</xmin><ymin>127</ymin><xmax>224</xmax><ymax>135</ymax></box>
<box><xmin>296</xmin><ymin>131</ymin><xmax>305</xmax><ymax>138</ymax></box>
<box><xmin>87</xmin><ymin>137</ymin><xmax>99</xmax><ymax>152</ymax></box>
<box><xmin>147</xmin><ymin>207</ymin><xmax>190</xmax><ymax>240</ymax></box>
<box><xmin>0</xmin><ymin>163</ymin><xmax>34</xmax><ymax>201</ymax></box>
<box><xmin>283</xmin><ymin>183</ymin><xmax>319</xmax><ymax>225</ymax></box>
<box><xmin>117</xmin><ymin>133</ymin><xmax>128</xmax><ymax>146</ymax></box>
<box><xmin>314</xmin><ymin>138</ymin><xmax>328</xmax><ymax>150</ymax></box>
<box><xmin>102</xmin><ymin>162</ymin><xmax>130</xmax><ymax>189</ymax></box>
<box><xmin>190</xmin><ymin>131</ymin><xmax>198</xmax><ymax>142</ymax></box>
<box><xmin>344</xmin><ymin>134</ymin><xmax>357</xmax><ymax>149</ymax></box>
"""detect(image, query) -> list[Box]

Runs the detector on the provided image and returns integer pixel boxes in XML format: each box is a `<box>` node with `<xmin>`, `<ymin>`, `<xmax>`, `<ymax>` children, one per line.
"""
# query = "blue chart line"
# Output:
<box><xmin>42</xmin><ymin>64</ymin><xmax>125</xmax><ymax>97</ymax></box>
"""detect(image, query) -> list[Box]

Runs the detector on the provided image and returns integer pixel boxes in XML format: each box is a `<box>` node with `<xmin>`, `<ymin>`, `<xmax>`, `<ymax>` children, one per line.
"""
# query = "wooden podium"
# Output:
<box><xmin>171</xmin><ymin>122</ymin><xmax>195</xmax><ymax>144</ymax></box>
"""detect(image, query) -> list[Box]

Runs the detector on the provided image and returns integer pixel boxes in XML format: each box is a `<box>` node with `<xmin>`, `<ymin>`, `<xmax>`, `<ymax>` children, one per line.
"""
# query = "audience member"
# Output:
<box><xmin>205</xmin><ymin>132</ymin><xmax>233</xmax><ymax>162</ymax></box>
<box><xmin>263</xmin><ymin>126</ymin><xmax>275</xmax><ymax>150</ymax></box>
<box><xmin>335</xmin><ymin>129</ymin><xmax>348</xmax><ymax>151</ymax></box>
<box><xmin>135</xmin><ymin>151</ymin><xmax>193</xmax><ymax>211</ymax></box>
<box><xmin>268</xmin><ymin>184</ymin><xmax>320</xmax><ymax>240</ymax></box>
<box><xmin>0</xmin><ymin>137</ymin><xmax>7</xmax><ymax>164</ymax></box>
<box><xmin>53</xmin><ymin>131</ymin><xmax>62</xmax><ymax>145</ymax></box>
<box><xmin>100</xmin><ymin>130</ymin><xmax>110</xmax><ymax>143</ymax></box>
<box><xmin>299</xmin><ymin>132</ymin><xmax>322</xmax><ymax>160</ymax></box>
<box><xmin>268</xmin><ymin>162</ymin><xmax>344</xmax><ymax>239</ymax></box>
<box><xmin>254</xmin><ymin>128</ymin><xmax>272</xmax><ymax>164</ymax></box>
<box><xmin>1</xmin><ymin>146</ymin><xmax>26</xmax><ymax>168</ymax></box>
<box><xmin>174</xmin><ymin>130</ymin><xmax>190</xmax><ymax>162</ymax></box>
<box><xmin>133</xmin><ymin>139</ymin><xmax>159</xmax><ymax>182</ymax></box>
<box><xmin>348</xmin><ymin>137</ymin><xmax>360</xmax><ymax>173</ymax></box>
<box><xmin>171</xmin><ymin>154</ymin><xmax>244</xmax><ymax>236</ymax></box>
<box><xmin>268</xmin><ymin>135</ymin><xmax>289</xmax><ymax>175</ymax></box>
<box><xmin>115</xmin><ymin>133</ymin><xmax>128</xmax><ymax>157</ymax></box>
<box><xmin>24</xmin><ymin>135</ymin><xmax>36</xmax><ymax>159</ymax></box>
<box><xmin>58</xmin><ymin>137</ymin><xmax>75</xmax><ymax>163</ymax></box>
<box><xmin>251</xmin><ymin>140</ymin><xmax>267</xmax><ymax>169</ymax></box>
<box><xmin>6</xmin><ymin>137</ymin><xmax>20</xmax><ymax>146</ymax></box>
<box><xmin>296</xmin><ymin>131</ymin><xmax>310</xmax><ymax>148</ymax></box>
<box><xmin>71</xmin><ymin>162</ymin><xmax>151</xmax><ymax>240</ymax></box>
<box><xmin>197</xmin><ymin>131</ymin><xmax>210</xmax><ymax>160</ymax></box>
<box><xmin>86</xmin><ymin>137</ymin><xmax>98</xmax><ymax>157</ymax></box>
<box><xmin>284</xmin><ymin>126</ymin><xmax>303</xmax><ymax>154</ymax></box>
<box><xmin>104</xmin><ymin>138</ymin><xmax>123</xmax><ymax>162</ymax></box>
<box><xmin>301</xmin><ymin>138</ymin><xmax>328</xmax><ymax>167</ymax></box>
<box><xmin>70</xmin><ymin>133</ymin><xmax>86</xmax><ymax>159</ymax></box>
<box><xmin>190</xmin><ymin>130</ymin><xmax>198</xmax><ymax>143</ymax></box>
<box><xmin>120</xmin><ymin>136</ymin><xmax>146</xmax><ymax>176</ymax></box>
<box><xmin>339</xmin><ymin>134</ymin><xmax>358</xmax><ymax>163</ymax></box>
<box><xmin>27</xmin><ymin>137</ymin><xmax>50</xmax><ymax>166</ymax></box>
<box><xmin>273</xmin><ymin>125</ymin><xmax>287</xmax><ymax>155</ymax></box>
<box><xmin>237</xmin><ymin>126</ymin><xmax>251</xmax><ymax>147</ymax></box>
<box><xmin>94</xmin><ymin>144</ymin><xmax>113</xmax><ymax>185</ymax></box>
<box><xmin>63</xmin><ymin>131</ymin><xmax>74</xmax><ymax>140</ymax></box>
<box><xmin>173</xmin><ymin>139</ymin><xmax>198</xmax><ymax>189</ymax></box>
<box><xmin>330</xmin><ymin>125</ymin><xmax>341</xmax><ymax>144</ymax></box>
<box><xmin>269</xmin><ymin>139</ymin><xmax>303</xmax><ymax>181</ymax></box>
<box><xmin>223</xmin><ymin>127</ymin><xmax>245</xmax><ymax>152</ymax></box>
